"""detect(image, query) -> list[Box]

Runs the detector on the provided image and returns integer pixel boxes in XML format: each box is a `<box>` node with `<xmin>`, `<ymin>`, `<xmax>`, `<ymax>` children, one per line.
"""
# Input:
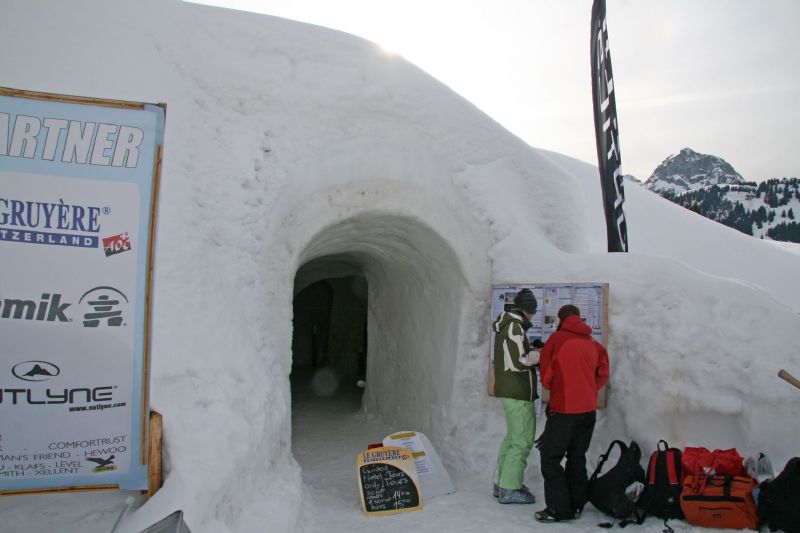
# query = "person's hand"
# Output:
<box><xmin>531</xmin><ymin>338</ymin><xmax>544</xmax><ymax>349</ymax></box>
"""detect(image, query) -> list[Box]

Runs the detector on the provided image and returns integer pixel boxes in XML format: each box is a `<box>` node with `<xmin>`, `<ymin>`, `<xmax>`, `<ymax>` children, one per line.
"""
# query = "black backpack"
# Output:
<box><xmin>758</xmin><ymin>457</ymin><xmax>800</xmax><ymax>533</ymax></box>
<box><xmin>588</xmin><ymin>440</ymin><xmax>646</xmax><ymax>522</ymax></box>
<box><xmin>638</xmin><ymin>440</ymin><xmax>684</xmax><ymax>520</ymax></box>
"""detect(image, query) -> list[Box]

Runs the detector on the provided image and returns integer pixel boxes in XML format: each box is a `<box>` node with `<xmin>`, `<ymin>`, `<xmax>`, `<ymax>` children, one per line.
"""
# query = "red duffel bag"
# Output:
<box><xmin>682</xmin><ymin>447</ymin><xmax>744</xmax><ymax>482</ymax></box>
<box><xmin>680</xmin><ymin>474</ymin><xmax>759</xmax><ymax>530</ymax></box>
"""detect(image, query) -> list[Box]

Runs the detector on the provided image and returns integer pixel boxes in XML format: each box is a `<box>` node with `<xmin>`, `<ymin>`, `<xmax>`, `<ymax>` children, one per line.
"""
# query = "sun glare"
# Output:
<box><xmin>376</xmin><ymin>41</ymin><xmax>402</xmax><ymax>57</ymax></box>
<box><xmin>366</xmin><ymin>28</ymin><xmax>407</xmax><ymax>57</ymax></box>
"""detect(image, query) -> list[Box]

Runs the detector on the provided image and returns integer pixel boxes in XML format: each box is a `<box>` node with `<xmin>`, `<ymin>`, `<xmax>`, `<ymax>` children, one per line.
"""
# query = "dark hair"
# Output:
<box><xmin>557</xmin><ymin>304</ymin><xmax>580</xmax><ymax>320</ymax></box>
<box><xmin>556</xmin><ymin>304</ymin><xmax>580</xmax><ymax>330</ymax></box>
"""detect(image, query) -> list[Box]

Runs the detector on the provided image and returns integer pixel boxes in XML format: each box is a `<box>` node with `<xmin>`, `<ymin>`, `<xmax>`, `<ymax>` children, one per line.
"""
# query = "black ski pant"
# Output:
<box><xmin>539</xmin><ymin>409</ymin><xmax>596</xmax><ymax>519</ymax></box>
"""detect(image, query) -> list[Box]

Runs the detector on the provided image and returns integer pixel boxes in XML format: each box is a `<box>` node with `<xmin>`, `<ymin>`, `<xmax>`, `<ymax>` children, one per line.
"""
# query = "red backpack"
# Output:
<box><xmin>638</xmin><ymin>440</ymin><xmax>684</xmax><ymax>523</ymax></box>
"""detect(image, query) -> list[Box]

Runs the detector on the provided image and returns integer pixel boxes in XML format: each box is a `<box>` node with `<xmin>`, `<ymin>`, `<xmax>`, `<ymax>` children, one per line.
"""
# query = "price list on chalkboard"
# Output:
<box><xmin>356</xmin><ymin>446</ymin><xmax>421</xmax><ymax>516</ymax></box>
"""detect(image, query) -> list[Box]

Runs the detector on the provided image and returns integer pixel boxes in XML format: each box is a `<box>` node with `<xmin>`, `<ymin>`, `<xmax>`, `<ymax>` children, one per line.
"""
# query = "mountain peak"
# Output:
<box><xmin>644</xmin><ymin>148</ymin><xmax>743</xmax><ymax>194</ymax></box>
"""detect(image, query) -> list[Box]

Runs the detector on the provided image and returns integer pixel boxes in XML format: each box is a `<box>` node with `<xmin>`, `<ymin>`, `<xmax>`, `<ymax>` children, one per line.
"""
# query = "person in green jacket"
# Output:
<box><xmin>492</xmin><ymin>288</ymin><xmax>540</xmax><ymax>504</ymax></box>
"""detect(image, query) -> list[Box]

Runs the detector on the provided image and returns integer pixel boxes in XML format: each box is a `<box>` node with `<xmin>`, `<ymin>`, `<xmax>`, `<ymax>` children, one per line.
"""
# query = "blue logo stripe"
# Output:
<box><xmin>0</xmin><ymin>228</ymin><xmax>98</xmax><ymax>248</ymax></box>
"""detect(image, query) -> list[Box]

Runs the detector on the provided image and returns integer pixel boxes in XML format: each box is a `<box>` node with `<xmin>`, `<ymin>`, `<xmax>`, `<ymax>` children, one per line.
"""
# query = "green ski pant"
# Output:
<box><xmin>496</xmin><ymin>397</ymin><xmax>536</xmax><ymax>490</ymax></box>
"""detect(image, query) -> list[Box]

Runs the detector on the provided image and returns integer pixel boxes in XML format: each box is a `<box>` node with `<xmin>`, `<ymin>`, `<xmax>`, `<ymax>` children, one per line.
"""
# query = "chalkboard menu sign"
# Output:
<box><xmin>357</xmin><ymin>446</ymin><xmax>422</xmax><ymax>516</ymax></box>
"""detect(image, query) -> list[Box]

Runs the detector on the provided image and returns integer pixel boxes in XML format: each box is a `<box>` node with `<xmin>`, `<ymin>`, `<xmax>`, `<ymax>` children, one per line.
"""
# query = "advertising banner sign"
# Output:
<box><xmin>591</xmin><ymin>0</ymin><xmax>628</xmax><ymax>252</ymax></box>
<box><xmin>0</xmin><ymin>88</ymin><xmax>165</xmax><ymax>492</ymax></box>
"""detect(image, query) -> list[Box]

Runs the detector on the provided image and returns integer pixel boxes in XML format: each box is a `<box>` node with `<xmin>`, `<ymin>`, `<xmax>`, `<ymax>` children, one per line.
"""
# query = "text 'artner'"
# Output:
<box><xmin>0</xmin><ymin>113</ymin><xmax>144</xmax><ymax>168</ymax></box>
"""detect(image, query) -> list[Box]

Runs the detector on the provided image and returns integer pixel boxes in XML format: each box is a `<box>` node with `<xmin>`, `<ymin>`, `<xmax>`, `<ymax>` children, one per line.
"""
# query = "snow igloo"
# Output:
<box><xmin>3</xmin><ymin>1</ymin><xmax>799</xmax><ymax>532</ymax></box>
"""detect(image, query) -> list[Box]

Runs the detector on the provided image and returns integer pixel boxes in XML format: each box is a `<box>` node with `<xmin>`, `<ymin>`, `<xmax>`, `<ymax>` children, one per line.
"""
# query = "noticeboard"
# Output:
<box><xmin>0</xmin><ymin>88</ymin><xmax>165</xmax><ymax>493</ymax></box>
<box><xmin>357</xmin><ymin>446</ymin><xmax>422</xmax><ymax>516</ymax></box>
<box><xmin>489</xmin><ymin>283</ymin><xmax>609</xmax><ymax>410</ymax></box>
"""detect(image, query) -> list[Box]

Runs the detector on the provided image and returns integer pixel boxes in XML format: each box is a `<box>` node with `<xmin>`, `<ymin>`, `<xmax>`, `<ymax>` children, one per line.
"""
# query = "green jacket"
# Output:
<box><xmin>493</xmin><ymin>309</ymin><xmax>538</xmax><ymax>402</ymax></box>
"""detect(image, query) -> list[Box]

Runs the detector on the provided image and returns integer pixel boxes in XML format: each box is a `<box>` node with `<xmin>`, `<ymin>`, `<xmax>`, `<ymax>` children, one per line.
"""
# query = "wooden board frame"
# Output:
<box><xmin>147</xmin><ymin>410</ymin><xmax>163</xmax><ymax>497</ymax></box>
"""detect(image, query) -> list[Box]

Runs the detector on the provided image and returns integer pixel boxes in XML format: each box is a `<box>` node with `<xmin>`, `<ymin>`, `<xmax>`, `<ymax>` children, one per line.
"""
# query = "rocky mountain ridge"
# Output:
<box><xmin>643</xmin><ymin>147</ymin><xmax>744</xmax><ymax>193</ymax></box>
<box><xmin>630</xmin><ymin>148</ymin><xmax>799</xmax><ymax>242</ymax></box>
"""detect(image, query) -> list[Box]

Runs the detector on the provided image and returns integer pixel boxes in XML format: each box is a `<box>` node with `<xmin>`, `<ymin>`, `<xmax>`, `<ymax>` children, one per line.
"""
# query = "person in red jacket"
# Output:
<box><xmin>534</xmin><ymin>304</ymin><xmax>610</xmax><ymax>523</ymax></box>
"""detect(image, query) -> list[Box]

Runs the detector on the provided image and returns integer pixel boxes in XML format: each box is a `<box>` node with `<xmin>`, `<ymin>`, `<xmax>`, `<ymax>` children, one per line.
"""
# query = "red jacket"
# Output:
<box><xmin>540</xmin><ymin>315</ymin><xmax>610</xmax><ymax>414</ymax></box>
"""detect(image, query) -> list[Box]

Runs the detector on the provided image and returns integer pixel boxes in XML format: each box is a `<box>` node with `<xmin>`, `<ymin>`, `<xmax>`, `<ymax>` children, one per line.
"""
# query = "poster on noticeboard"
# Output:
<box><xmin>489</xmin><ymin>283</ymin><xmax>609</xmax><ymax>412</ymax></box>
<box><xmin>0</xmin><ymin>87</ymin><xmax>165</xmax><ymax>493</ymax></box>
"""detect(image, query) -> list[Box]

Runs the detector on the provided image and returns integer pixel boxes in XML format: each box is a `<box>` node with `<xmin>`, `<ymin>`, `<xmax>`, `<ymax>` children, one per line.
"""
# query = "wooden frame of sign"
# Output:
<box><xmin>489</xmin><ymin>283</ymin><xmax>610</xmax><ymax>409</ymax></box>
<box><xmin>147</xmin><ymin>410</ymin><xmax>163</xmax><ymax>497</ymax></box>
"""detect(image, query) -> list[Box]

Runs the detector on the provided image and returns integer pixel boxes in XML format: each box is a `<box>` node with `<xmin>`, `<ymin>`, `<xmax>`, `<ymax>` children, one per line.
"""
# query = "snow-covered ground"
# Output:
<box><xmin>767</xmin><ymin>240</ymin><xmax>800</xmax><ymax>256</ymax></box>
<box><xmin>1</xmin><ymin>2</ymin><xmax>799</xmax><ymax>532</ymax></box>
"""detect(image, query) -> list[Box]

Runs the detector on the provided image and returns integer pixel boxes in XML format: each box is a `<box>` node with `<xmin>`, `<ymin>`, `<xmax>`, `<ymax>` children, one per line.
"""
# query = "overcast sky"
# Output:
<box><xmin>189</xmin><ymin>0</ymin><xmax>800</xmax><ymax>182</ymax></box>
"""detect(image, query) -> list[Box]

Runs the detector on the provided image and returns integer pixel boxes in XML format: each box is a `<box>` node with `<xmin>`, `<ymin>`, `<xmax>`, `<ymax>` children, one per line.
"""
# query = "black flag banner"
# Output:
<box><xmin>591</xmin><ymin>0</ymin><xmax>628</xmax><ymax>252</ymax></box>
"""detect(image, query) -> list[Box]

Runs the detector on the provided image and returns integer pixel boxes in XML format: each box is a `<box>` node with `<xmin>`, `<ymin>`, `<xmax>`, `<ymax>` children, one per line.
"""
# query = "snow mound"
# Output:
<box><xmin>1</xmin><ymin>2</ymin><xmax>798</xmax><ymax>532</ymax></box>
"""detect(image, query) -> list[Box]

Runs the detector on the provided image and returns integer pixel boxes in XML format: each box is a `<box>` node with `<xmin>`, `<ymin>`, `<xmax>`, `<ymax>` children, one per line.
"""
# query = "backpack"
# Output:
<box><xmin>757</xmin><ymin>457</ymin><xmax>800</xmax><ymax>533</ymax></box>
<box><xmin>638</xmin><ymin>440</ymin><xmax>684</xmax><ymax>521</ymax></box>
<box><xmin>588</xmin><ymin>440</ymin><xmax>646</xmax><ymax>522</ymax></box>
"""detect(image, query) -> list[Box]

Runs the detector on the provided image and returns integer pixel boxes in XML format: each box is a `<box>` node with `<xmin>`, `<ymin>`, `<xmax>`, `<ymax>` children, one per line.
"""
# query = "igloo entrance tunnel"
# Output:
<box><xmin>290</xmin><ymin>213</ymin><xmax>467</xmax><ymax>435</ymax></box>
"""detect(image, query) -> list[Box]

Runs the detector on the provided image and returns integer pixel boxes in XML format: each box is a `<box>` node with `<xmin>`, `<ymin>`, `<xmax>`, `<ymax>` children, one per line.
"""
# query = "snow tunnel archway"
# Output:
<box><xmin>291</xmin><ymin>213</ymin><xmax>466</xmax><ymax>435</ymax></box>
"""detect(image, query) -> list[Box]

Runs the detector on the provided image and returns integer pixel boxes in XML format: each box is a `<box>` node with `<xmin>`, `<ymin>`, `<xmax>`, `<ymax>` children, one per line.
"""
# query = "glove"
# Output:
<box><xmin>531</xmin><ymin>338</ymin><xmax>544</xmax><ymax>349</ymax></box>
